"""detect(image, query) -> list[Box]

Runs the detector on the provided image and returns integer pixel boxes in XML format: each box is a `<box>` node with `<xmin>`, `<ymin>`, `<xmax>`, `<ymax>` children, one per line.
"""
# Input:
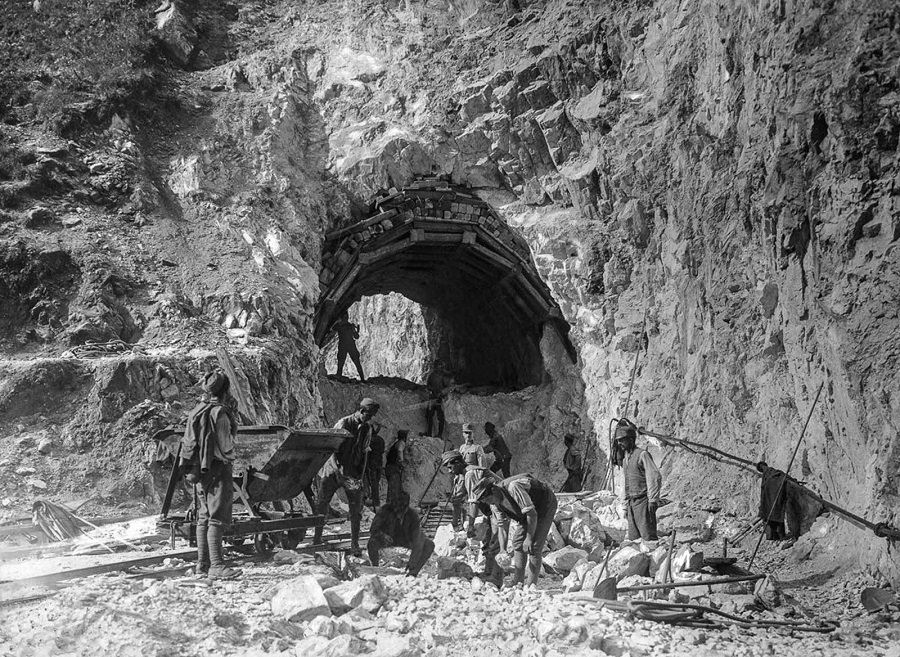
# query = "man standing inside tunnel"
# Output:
<box><xmin>470</xmin><ymin>472</ymin><xmax>558</xmax><ymax>587</ymax></box>
<box><xmin>483</xmin><ymin>421</ymin><xmax>512</xmax><ymax>478</ymax></box>
<box><xmin>334</xmin><ymin>310</ymin><xmax>365</xmax><ymax>381</ymax></box>
<box><xmin>314</xmin><ymin>397</ymin><xmax>380</xmax><ymax>554</ymax></box>
<box><xmin>180</xmin><ymin>370</ymin><xmax>241</xmax><ymax>580</ymax></box>
<box><xmin>614</xmin><ymin>421</ymin><xmax>661</xmax><ymax>544</ymax></box>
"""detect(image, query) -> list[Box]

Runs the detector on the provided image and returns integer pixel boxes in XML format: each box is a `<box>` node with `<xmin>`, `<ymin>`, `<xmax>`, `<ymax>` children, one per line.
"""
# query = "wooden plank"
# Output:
<box><xmin>470</xmin><ymin>242</ymin><xmax>515</xmax><ymax>270</ymax></box>
<box><xmin>324</xmin><ymin>209</ymin><xmax>399</xmax><ymax>242</ymax></box>
<box><xmin>358</xmin><ymin>237</ymin><xmax>410</xmax><ymax>265</ymax></box>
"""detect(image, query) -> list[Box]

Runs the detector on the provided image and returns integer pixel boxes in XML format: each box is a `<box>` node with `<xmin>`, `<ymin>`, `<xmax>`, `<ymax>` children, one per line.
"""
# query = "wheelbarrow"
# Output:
<box><xmin>155</xmin><ymin>425</ymin><xmax>346</xmax><ymax>554</ymax></box>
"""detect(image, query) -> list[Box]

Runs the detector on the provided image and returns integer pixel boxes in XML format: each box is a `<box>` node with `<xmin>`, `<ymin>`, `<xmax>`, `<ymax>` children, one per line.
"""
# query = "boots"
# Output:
<box><xmin>525</xmin><ymin>554</ymin><xmax>541</xmax><ymax>587</ymax></box>
<box><xmin>349</xmin><ymin>519</ymin><xmax>362</xmax><ymax>556</ymax></box>
<box><xmin>195</xmin><ymin>523</ymin><xmax>210</xmax><ymax>576</ymax></box>
<box><xmin>207</xmin><ymin>524</ymin><xmax>241</xmax><ymax>580</ymax></box>
<box><xmin>509</xmin><ymin>550</ymin><xmax>527</xmax><ymax>587</ymax></box>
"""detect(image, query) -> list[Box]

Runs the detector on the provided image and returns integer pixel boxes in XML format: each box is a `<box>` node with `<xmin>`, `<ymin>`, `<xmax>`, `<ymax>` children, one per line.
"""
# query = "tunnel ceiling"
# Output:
<box><xmin>316</xmin><ymin>178</ymin><xmax>575</xmax><ymax>387</ymax></box>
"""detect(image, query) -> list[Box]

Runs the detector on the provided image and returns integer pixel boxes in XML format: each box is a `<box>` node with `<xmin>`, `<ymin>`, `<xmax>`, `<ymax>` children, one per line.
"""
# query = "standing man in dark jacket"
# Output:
<box><xmin>314</xmin><ymin>398</ymin><xmax>379</xmax><ymax>554</ymax></box>
<box><xmin>180</xmin><ymin>370</ymin><xmax>241</xmax><ymax>580</ymax></box>
<box><xmin>561</xmin><ymin>433</ymin><xmax>584</xmax><ymax>492</ymax></box>
<box><xmin>334</xmin><ymin>310</ymin><xmax>365</xmax><ymax>381</ymax></box>
<box><xmin>366</xmin><ymin>424</ymin><xmax>385</xmax><ymax>509</ymax></box>
<box><xmin>470</xmin><ymin>472</ymin><xmax>558</xmax><ymax>587</ymax></box>
<box><xmin>483</xmin><ymin>422</ymin><xmax>512</xmax><ymax>478</ymax></box>
<box><xmin>614</xmin><ymin>422</ymin><xmax>661</xmax><ymax>543</ymax></box>
<box><xmin>384</xmin><ymin>429</ymin><xmax>408</xmax><ymax>505</ymax></box>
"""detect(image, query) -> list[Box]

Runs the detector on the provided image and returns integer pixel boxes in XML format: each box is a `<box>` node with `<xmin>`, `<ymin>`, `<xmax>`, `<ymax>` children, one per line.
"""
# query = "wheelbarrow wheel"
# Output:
<box><xmin>254</xmin><ymin>532</ymin><xmax>277</xmax><ymax>555</ymax></box>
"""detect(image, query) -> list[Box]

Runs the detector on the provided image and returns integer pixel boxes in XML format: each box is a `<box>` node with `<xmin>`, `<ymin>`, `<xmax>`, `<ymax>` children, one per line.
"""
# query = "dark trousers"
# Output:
<box><xmin>425</xmin><ymin>399</ymin><xmax>445</xmax><ymax>438</ymax></box>
<box><xmin>451</xmin><ymin>501</ymin><xmax>466</xmax><ymax>531</ymax></box>
<box><xmin>315</xmin><ymin>470</ymin><xmax>364</xmax><ymax>545</ymax></box>
<box><xmin>561</xmin><ymin>468</ymin><xmax>583</xmax><ymax>493</ymax></box>
<box><xmin>385</xmin><ymin>467</ymin><xmax>403</xmax><ymax>505</ymax></box>
<box><xmin>367</xmin><ymin>530</ymin><xmax>435</xmax><ymax>576</ymax></box>
<box><xmin>626</xmin><ymin>495</ymin><xmax>658</xmax><ymax>541</ymax></box>
<box><xmin>367</xmin><ymin>467</ymin><xmax>382</xmax><ymax>508</ymax></box>
<box><xmin>490</xmin><ymin>457</ymin><xmax>511</xmax><ymax>478</ymax></box>
<box><xmin>197</xmin><ymin>461</ymin><xmax>233</xmax><ymax>527</ymax></box>
<box><xmin>337</xmin><ymin>343</ymin><xmax>364</xmax><ymax>380</ymax></box>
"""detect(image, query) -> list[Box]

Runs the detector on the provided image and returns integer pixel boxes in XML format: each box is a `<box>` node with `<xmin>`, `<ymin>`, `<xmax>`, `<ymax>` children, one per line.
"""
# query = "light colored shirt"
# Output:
<box><xmin>459</xmin><ymin>442</ymin><xmax>485</xmax><ymax>466</ymax></box>
<box><xmin>624</xmin><ymin>449</ymin><xmax>662</xmax><ymax>503</ymax></box>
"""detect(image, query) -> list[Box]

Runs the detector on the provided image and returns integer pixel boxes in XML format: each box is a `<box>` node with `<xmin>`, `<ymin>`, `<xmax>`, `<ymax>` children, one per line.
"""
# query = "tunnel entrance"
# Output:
<box><xmin>315</xmin><ymin>178</ymin><xmax>576</xmax><ymax>389</ymax></box>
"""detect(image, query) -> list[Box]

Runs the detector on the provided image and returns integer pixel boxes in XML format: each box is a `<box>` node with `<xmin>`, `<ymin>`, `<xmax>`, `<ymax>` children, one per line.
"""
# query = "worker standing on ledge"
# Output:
<box><xmin>334</xmin><ymin>310</ymin><xmax>365</xmax><ymax>381</ymax></box>
<box><xmin>483</xmin><ymin>421</ymin><xmax>512</xmax><ymax>477</ymax></box>
<box><xmin>469</xmin><ymin>472</ymin><xmax>558</xmax><ymax>587</ymax></box>
<box><xmin>314</xmin><ymin>397</ymin><xmax>380</xmax><ymax>555</ymax></box>
<box><xmin>561</xmin><ymin>433</ymin><xmax>584</xmax><ymax>492</ymax></box>
<box><xmin>613</xmin><ymin>420</ymin><xmax>661</xmax><ymax>544</ymax></box>
<box><xmin>180</xmin><ymin>370</ymin><xmax>242</xmax><ymax>580</ymax></box>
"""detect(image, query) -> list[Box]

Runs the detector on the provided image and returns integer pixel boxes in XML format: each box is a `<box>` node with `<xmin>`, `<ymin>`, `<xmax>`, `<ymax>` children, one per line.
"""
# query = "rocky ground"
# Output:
<box><xmin>2</xmin><ymin>493</ymin><xmax>899</xmax><ymax>657</ymax></box>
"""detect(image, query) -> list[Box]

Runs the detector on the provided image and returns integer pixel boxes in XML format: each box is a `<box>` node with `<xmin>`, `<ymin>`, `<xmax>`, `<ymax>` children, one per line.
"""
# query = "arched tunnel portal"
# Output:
<box><xmin>315</xmin><ymin>178</ymin><xmax>576</xmax><ymax>389</ymax></box>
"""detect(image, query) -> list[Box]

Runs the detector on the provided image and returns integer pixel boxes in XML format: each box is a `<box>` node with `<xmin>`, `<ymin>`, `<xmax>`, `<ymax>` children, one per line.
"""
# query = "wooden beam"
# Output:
<box><xmin>324</xmin><ymin>208</ymin><xmax>399</xmax><ymax>242</ymax></box>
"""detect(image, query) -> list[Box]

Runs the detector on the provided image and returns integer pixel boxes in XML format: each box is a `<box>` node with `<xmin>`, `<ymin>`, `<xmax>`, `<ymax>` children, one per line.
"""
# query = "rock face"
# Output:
<box><xmin>0</xmin><ymin>0</ymin><xmax>897</xmax><ymax>586</ymax></box>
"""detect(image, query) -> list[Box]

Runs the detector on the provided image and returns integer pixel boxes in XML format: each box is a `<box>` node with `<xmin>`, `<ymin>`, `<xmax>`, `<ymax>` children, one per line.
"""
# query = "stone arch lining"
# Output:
<box><xmin>315</xmin><ymin>177</ymin><xmax>575</xmax><ymax>388</ymax></box>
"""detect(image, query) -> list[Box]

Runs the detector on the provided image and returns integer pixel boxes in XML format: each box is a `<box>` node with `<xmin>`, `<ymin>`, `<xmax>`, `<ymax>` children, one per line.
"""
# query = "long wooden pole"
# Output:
<box><xmin>747</xmin><ymin>382</ymin><xmax>824</xmax><ymax>570</ymax></box>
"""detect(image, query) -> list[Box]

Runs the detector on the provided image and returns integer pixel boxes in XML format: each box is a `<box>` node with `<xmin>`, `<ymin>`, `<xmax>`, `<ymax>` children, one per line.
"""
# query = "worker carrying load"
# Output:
<box><xmin>469</xmin><ymin>472</ymin><xmax>558</xmax><ymax>587</ymax></box>
<box><xmin>464</xmin><ymin>467</ymin><xmax>509</xmax><ymax>588</ymax></box>
<box><xmin>367</xmin><ymin>491</ymin><xmax>434</xmax><ymax>577</ymax></box>
<box><xmin>613</xmin><ymin>419</ymin><xmax>661</xmax><ymax>545</ymax></box>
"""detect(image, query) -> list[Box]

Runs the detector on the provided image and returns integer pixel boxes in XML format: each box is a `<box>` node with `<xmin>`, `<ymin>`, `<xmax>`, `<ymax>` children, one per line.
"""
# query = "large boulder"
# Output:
<box><xmin>606</xmin><ymin>545</ymin><xmax>650</xmax><ymax>580</ymax></box>
<box><xmin>270</xmin><ymin>575</ymin><xmax>330</xmax><ymax>622</ymax></box>
<box><xmin>152</xmin><ymin>1</ymin><xmax>198</xmax><ymax>67</ymax></box>
<box><xmin>323</xmin><ymin>575</ymin><xmax>387</xmax><ymax>615</ymax></box>
<box><xmin>543</xmin><ymin>546</ymin><xmax>588</xmax><ymax>572</ymax></box>
<box><xmin>436</xmin><ymin>557</ymin><xmax>474</xmax><ymax>580</ymax></box>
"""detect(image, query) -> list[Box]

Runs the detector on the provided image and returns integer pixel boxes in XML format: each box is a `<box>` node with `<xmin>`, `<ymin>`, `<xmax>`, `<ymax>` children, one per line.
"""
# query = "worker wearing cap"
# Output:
<box><xmin>314</xmin><ymin>397</ymin><xmax>380</xmax><ymax>554</ymax></box>
<box><xmin>367</xmin><ymin>491</ymin><xmax>434</xmax><ymax>577</ymax></box>
<box><xmin>441</xmin><ymin>449</ymin><xmax>471</xmax><ymax>533</ymax></box>
<box><xmin>614</xmin><ymin>420</ymin><xmax>661</xmax><ymax>542</ymax></box>
<box><xmin>458</xmin><ymin>423</ymin><xmax>485</xmax><ymax>467</ymax></box>
<box><xmin>384</xmin><ymin>429</ymin><xmax>408</xmax><ymax>505</ymax></box>
<box><xmin>483</xmin><ymin>422</ymin><xmax>512</xmax><ymax>478</ymax></box>
<box><xmin>470</xmin><ymin>472</ymin><xmax>557</xmax><ymax>587</ymax></box>
<box><xmin>464</xmin><ymin>467</ymin><xmax>508</xmax><ymax>587</ymax></box>
<box><xmin>180</xmin><ymin>370</ymin><xmax>241</xmax><ymax>580</ymax></box>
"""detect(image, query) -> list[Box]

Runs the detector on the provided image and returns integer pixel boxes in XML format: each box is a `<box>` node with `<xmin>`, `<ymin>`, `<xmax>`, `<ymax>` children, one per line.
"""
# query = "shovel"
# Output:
<box><xmin>593</xmin><ymin>544</ymin><xmax>617</xmax><ymax>601</ymax></box>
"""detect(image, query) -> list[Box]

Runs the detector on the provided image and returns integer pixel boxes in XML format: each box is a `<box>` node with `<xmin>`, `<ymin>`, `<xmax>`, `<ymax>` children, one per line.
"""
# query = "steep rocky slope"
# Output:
<box><xmin>0</xmin><ymin>0</ymin><xmax>898</xmax><ymax>587</ymax></box>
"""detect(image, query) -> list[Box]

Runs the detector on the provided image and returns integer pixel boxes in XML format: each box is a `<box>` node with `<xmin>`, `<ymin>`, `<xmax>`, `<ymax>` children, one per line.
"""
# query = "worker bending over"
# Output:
<box><xmin>470</xmin><ymin>473</ymin><xmax>558</xmax><ymax>587</ymax></box>
<box><xmin>367</xmin><ymin>491</ymin><xmax>434</xmax><ymax>577</ymax></box>
<box><xmin>464</xmin><ymin>467</ymin><xmax>509</xmax><ymax>588</ymax></box>
<box><xmin>314</xmin><ymin>397</ymin><xmax>380</xmax><ymax>554</ymax></box>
